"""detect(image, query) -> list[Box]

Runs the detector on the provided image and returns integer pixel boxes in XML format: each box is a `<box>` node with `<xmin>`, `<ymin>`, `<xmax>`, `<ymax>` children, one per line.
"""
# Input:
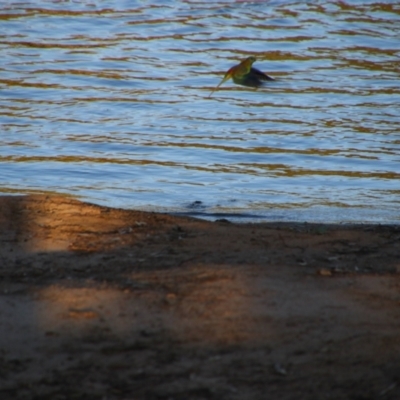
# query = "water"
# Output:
<box><xmin>1</xmin><ymin>1</ymin><xmax>399</xmax><ymax>223</ymax></box>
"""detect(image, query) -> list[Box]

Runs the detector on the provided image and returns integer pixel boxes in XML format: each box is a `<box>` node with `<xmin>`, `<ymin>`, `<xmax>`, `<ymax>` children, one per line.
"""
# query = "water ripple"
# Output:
<box><xmin>1</xmin><ymin>0</ymin><xmax>399</xmax><ymax>222</ymax></box>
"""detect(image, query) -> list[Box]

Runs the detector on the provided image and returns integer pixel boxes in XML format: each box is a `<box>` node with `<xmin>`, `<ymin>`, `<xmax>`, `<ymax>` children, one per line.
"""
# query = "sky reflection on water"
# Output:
<box><xmin>1</xmin><ymin>1</ymin><xmax>399</xmax><ymax>223</ymax></box>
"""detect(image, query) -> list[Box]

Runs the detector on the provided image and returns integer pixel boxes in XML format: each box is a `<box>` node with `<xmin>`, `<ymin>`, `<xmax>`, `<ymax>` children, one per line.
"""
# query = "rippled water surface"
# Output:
<box><xmin>1</xmin><ymin>1</ymin><xmax>399</xmax><ymax>222</ymax></box>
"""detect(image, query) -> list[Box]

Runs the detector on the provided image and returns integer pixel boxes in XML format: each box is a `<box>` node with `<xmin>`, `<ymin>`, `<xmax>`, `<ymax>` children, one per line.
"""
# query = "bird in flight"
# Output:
<box><xmin>208</xmin><ymin>56</ymin><xmax>274</xmax><ymax>97</ymax></box>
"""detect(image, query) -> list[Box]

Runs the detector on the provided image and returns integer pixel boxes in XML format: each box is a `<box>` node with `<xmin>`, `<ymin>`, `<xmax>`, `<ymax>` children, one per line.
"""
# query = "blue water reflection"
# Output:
<box><xmin>0</xmin><ymin>1</ymin><xmax>399</xmax><ymax>222</ymax></box>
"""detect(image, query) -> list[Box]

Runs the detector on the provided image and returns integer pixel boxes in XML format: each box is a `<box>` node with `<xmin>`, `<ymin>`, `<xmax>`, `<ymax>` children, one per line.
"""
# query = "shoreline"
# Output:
<box><xmin>0</xmin><ymin>194</ymin><xmax>399</xmax><ymax>399</ymax></box>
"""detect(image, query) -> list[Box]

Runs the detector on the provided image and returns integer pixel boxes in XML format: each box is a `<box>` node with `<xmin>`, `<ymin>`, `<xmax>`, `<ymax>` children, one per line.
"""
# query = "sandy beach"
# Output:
<box><xmin>0</xmin><ymin>194</ymin><xmax>399</xmax><ymax>400</ymax></box>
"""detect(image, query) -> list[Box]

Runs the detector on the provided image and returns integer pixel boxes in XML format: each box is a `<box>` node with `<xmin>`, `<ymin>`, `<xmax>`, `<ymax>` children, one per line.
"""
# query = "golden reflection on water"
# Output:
<box><xmin>1</xmin><ymin>1</ymin><xmax>399</xmax><ymax>221</ymax></box>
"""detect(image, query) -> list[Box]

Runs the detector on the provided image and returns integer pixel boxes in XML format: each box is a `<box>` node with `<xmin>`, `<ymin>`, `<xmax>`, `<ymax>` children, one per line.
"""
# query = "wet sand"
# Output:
<box><xmin>0</xmin><ymin>195</ymin><xmax>399</xmax><ymax>400</ymax></box>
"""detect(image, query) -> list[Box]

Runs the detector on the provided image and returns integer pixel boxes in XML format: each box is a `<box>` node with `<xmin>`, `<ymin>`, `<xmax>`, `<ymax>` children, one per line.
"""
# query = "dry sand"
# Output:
<box><xmin>0</xmin><ymin>194</ymin><xmax>399</xmax><ymax>400</ymax></box>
